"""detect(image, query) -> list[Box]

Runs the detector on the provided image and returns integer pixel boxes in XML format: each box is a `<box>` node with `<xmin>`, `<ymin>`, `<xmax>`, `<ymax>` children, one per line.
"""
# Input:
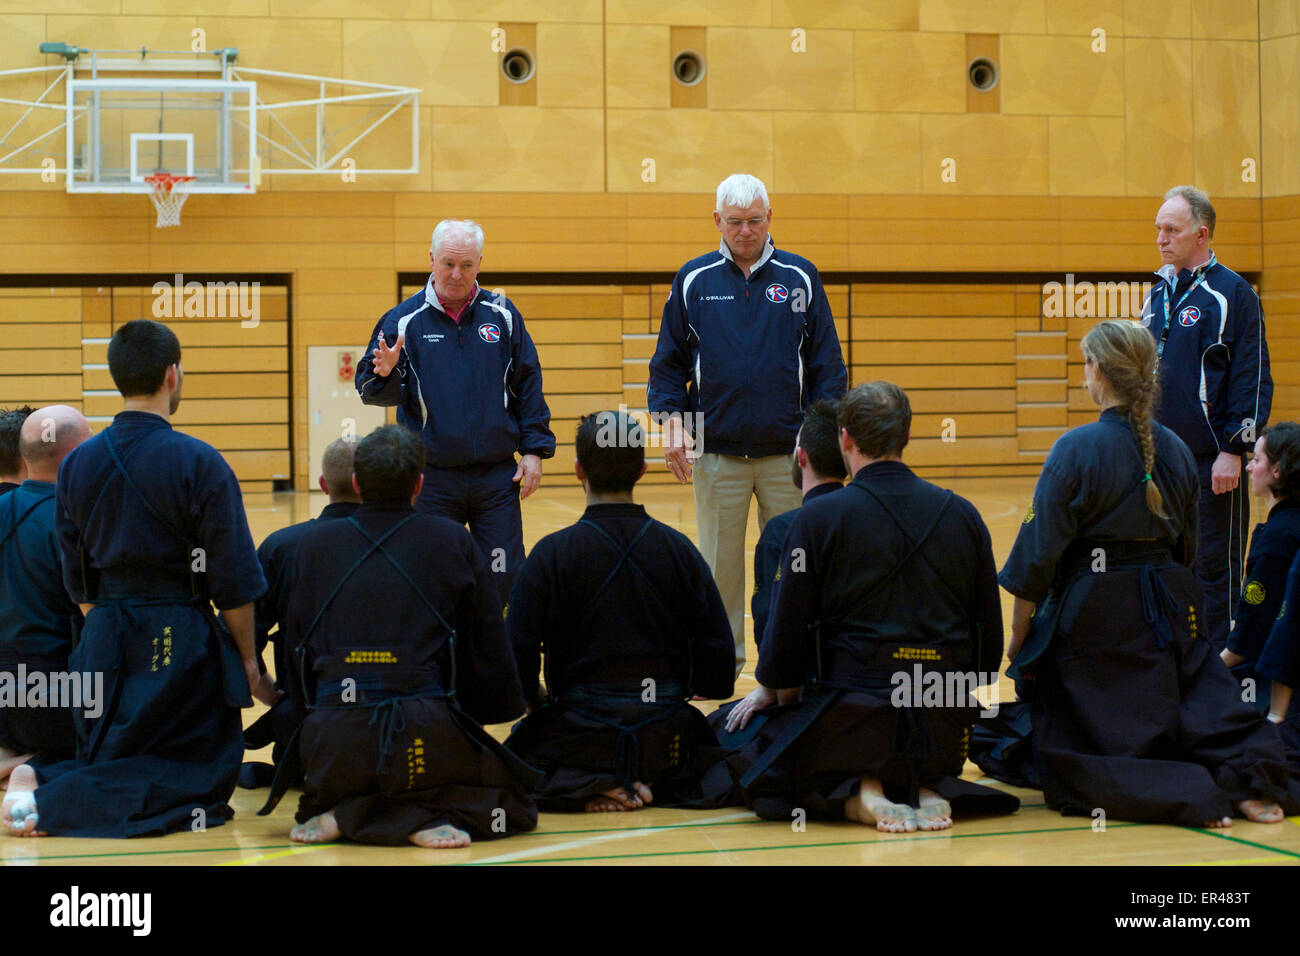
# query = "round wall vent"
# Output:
<box><xmin>968</xmin><ymin>57</ymin><xmax>998</xmax><ymax>91</ymax></box>
<box><xmin>673</xmin><ymin>50</ymin><xmax>706</xmax><ymax>86</ymax></box>
<box><xmin>501</xmin><ymin>48</ymin><xmax>536</xmax><ymax>84</ymax></box>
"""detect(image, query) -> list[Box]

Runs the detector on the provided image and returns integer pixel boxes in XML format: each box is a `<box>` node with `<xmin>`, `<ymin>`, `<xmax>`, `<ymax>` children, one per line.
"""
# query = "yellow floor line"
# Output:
<box><xmin>220</xmin><ymin>843</ymin><xmax>331</xmax><ymax>866</ymax></box>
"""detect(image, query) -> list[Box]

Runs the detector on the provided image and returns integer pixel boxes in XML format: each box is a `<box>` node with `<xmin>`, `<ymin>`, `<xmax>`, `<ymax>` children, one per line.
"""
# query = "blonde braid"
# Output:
<box><xmin>1081</xmin><ymin>320</ymin><xmax>1169</xmax><ymax>518</ymax></box>
<box><xmin>1129</xmin><ymin>371</ymin><xmax>1168</xmax><ymax>518</ymax></box>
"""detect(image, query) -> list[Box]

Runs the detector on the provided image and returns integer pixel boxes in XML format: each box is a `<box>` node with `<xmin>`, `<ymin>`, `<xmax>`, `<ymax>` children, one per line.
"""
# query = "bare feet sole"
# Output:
<box><xmin>585</xmin><ymin>783</ymin><xmax>653</xmax><ymax>812</ymax></box>
<box><xmin>0</xmin><ymin>749</ymin><xmax>32</xmax><ymax>785</ymax></box>
<box><xmin>1238</xmin><ymin>799</ymin><xmax>1285</xmax><ymax>824</ymax></box>
<box><xmin>846</xmin><ymin>780</ymin><xmax>916</xmax><ymax>833</ymax></box>
<box><xmin>289</xmin><ymin>811</ymin><xmax>340</xmax><ymax>844</ymax></box>
<box><xmin>1</xmin><ymin>765</ymin><xmax>44</xmax><ymax>837</ymax></box>
<box><xmin>409</xmin><ymin>824</ymin><xmax>471</xmax><ymax>848</ymax></box>
<box><xmin>916</xmin><ymin>790</ymin><xmax>953</xmax><ymax>831</ymax></box>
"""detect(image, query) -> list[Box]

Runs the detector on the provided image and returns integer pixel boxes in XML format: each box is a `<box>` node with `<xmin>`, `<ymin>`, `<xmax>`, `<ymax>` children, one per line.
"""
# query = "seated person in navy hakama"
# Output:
<box><xmin>2</xmin><ymin>320</ymin><xmax>275</xmax><ymax>838</ymax></box>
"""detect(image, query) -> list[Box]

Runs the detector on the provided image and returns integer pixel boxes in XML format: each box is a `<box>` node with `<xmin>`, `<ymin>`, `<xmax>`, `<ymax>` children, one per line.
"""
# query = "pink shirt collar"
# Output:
<box><xmin>427</xmin><ymin>280</ymin><xmax>480</xmax><ymax>323</ymax></box>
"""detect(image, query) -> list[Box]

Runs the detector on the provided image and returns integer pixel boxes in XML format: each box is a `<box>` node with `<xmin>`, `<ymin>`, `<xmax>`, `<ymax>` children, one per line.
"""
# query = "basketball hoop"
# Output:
<box><xmin>143</xmin><ymin>172</ymin><xmax>195</xmax><ymax>228</ymax></box>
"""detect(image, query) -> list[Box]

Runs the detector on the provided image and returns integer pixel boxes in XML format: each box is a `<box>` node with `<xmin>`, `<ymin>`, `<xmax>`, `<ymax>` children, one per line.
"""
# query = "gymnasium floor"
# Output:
<box><xmin>6</xmin><ymin>474</ymin><xmax>1299</xmax><ymax>867</ymax></box>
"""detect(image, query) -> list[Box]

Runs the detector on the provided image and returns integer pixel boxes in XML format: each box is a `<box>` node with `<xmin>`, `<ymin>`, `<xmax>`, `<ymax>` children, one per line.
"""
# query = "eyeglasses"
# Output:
<box><xmin>722</xmin><ymin>217</ymin><xmax>767</xmax><ymax>228</ymax></box>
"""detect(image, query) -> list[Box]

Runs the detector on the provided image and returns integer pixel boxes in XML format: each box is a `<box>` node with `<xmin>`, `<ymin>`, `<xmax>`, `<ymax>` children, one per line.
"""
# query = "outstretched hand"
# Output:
<box><xmin>371</xmin><ymin>332</ymin><xmax>405</xmax><ymax>377</ymax></box>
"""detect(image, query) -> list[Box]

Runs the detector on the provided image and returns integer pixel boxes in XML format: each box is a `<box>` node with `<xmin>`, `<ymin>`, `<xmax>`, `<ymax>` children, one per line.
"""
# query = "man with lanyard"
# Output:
<box><xmin>2</xmin><ymin>320</ymin><xmax>274</xmax><ymax>838</ymax></box>
<box><xmin>0</xmin><ymin>405</ymin><xmax>90</xmax><ymax>785</ymax></box>
<box><xmin>1141</xmin><ymin>185</ymin><xmax>1272</xmax><ymax>651</ymax></box>
<box><xmin>355</xmin><ymin>219</ymin><xmax>555</xmax><ymax>606</ymax></box>
<box><xmin>504</xmin><ymin>410</ymin><xmax>735</xmax><ymax>812</ymax></box>
<box><xmin>649</xmin><ymin>173</ymin><xmax>847</xmax><ymax>676</ymax></box>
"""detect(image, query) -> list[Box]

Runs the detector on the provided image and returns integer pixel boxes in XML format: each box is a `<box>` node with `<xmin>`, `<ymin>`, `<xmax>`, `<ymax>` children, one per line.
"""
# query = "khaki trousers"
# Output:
<box><xmin>693</xmin><ymin>453</ymin><xmax>802</xmax><ymax>675</ymax></box>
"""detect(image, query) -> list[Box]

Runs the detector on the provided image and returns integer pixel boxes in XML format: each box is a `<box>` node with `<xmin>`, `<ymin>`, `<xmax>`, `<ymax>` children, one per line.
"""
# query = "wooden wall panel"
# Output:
<box><xmin>853</xmin><ymin>30</ymin><xmax>966</xmax><ymax>113</ymax></box>
<box><xmin>1001</xmin><ymin>34</ymin><xmax>1124</xmax><ymax>116</ymax></box>
<box><xmin>606</xmin><ymin>24</ymin><xmax>670</xmax><ymax>109</ymax></box>
<box><xmin>1264</xmin><ymin>195</ymin><xmax>1300</xmax><ymax>426</ymax></box>
<box><xmin>1261</xmin><ymin>0</ymin><xmax>1300</xmax><ymax>39</ymax></box>
<box><xmin>708</xmin><ymin>28</ymin><xmax>854</xmax><ymax>111</ymax></box>
<box><xmin>920</xmin><ymin>115</ymin><xmax>1050</xmax><ymax>195</ymax></box>
<box><xmin>1124</xmin><ymin>37</ymin><xmax>1196</xmax><ymax>195</ymax></box>
<box><xmin>1261</xmin><ymin>34</ymin><xmax>1300</xmax><ymax>197</ymax></box>
<box><xmin>1193</xmin><ymin>40</ymin><xmax>1262</xmax><ymax>198</ymax></box>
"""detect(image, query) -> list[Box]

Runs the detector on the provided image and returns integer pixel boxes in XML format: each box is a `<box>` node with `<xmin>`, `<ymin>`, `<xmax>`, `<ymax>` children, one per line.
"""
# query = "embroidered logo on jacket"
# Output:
<box><xmin>1178</xmin><ymin>306</ymin><xmax>1201</xmax><ymax>327</ymax></box>
<box><xmin>1244</xmin><ymin>581</ymin><xmax>1266</xmax><ymax>605</ymax></box>
<box><xmin>478</xmin><ymin>323</ymin><xmax>501</xmax><ymax>343</ymax></box>
<box><xmin>1023</xmin><ymin>503</ymin><xmax>1035</xmax><ymax>525</ymax></box>
<box><xmin>765</xmin><ymin>283</ymin><xmax>788</xmax><ymax>303</ymax></box>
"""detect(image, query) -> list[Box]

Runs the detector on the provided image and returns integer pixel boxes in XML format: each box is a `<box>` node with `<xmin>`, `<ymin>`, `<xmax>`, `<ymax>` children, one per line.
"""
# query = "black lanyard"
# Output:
<box><xmin>1155</xmin><ymin>253</ymin><xmax>1216</xmax><ymax>360</ymax></box>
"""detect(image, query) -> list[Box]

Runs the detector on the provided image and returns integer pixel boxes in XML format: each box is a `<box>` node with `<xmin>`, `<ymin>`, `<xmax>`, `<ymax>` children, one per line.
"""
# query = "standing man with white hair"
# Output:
<box><xmin>648</xmin><ymin>174</ymin><xmax>847</xmax><ymax>674</ymax></box>
<box><xmin>355</xmin><ymin>219</ymin><xmax>555</xmax><ymax>606</ymax></box>
<box><xmin>1141</xmin><ymin>185</ymin><xmax>1272</xmax><ymax>651</ymax></box>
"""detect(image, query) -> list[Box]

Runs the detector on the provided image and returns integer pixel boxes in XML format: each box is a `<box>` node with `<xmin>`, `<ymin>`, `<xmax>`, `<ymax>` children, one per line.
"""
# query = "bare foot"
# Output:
<box><xmin>1203</xmin><ymin>816</ymin><xmax>1232</xmax><ymax>828</ymax></box>
<box><xmin>1</xmin><ymin>765</ymin><xmax>45</xmax><ymax>837</ymax></box>
<box><xmin>0</xmin><ymin>748</ymin><xmax>32</xmax><ymax>786</ymax></box>
<box><xmin>1238</xmin><ymin>799</ymin><xmax>1285</xmax><ymax>824</ymax></box>
<box><xmin>289</xmin><ymin>811</ymin><xmax>340</xmax><ymax>844</ymax></box>
<box><xmin>845</xmin><ymin>777</ymin><xmax>916</xmax><ymax>833</ymax></box>
<box><xmin>409</xmin><ymin>824</ymin><xmax>471</xmax><ymax>848</ymax></box>
<box><xmin>584</xmin><ymin>782</ymin><xmax>653</xmax><ymax>813</ymax></box>
<box><xmin>915</xmin><ymin>788</ymin><xmax>953</xmax><ymax>831</ymax></box>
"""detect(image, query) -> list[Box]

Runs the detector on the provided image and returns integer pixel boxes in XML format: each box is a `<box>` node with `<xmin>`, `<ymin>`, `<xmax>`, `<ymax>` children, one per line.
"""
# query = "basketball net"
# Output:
<box><xmin>143</xmin><ymin>173</ymin><xmax>195</xmax><ymax>228</ymax></box>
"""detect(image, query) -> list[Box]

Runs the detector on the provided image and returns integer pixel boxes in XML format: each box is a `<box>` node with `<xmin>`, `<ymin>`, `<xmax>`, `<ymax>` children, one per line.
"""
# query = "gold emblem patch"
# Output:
<box><xmin>1023</xmin><ymin>503</ymin><xmax>1035</xmax><ymax>525</ymax></box>
<box><xmin>1244</xmin><ymin>581</ymin><xmax>1266</xmax><ymax>606</ymax></box>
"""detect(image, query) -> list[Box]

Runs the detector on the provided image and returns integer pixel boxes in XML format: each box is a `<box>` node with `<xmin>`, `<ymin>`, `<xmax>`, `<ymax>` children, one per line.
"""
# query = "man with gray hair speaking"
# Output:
<box><xmin>649</xmin><ymin>174</ymin><xmax>847</xmax><ymax>675</ymax></box>
<box><xmin>1140</xmin><ymin>185</ymin><xmax>1272</xmax><ymax>651</ymax></box>
<box><xmin>356</xmin><ymin>219</ymin><xmax>555</xmax><ymax>606</ymax></box>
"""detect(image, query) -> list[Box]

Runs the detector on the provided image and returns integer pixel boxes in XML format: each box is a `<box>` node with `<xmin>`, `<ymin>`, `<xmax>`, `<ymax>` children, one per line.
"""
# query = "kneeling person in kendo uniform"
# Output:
<box><xmin>238</xmin><ymin>438</ymin><xmax>362</xmax><ymax>788</ymax></box>
<box><xmin>504</xmin><ymin>410</ymin><xmax>735</xmax><ymax>812</ymax></box>
<box><xmin>722</xmin><ymin>382</ymin><xmax>1018</xmax><ymax>832</ymax></box>
<box><xmin>0</xmin><ymin>406</ymin><xmax>92</xmax><ymax>783</ymax></box>
<box><xmin>3</xmin><ymin>320</ymin><xmax>275</xmax><ymax>838</ymax></box>
<box><xmin>1001</xmin><ymin>320</ymin><xmax>1298</xmax><ymax>828</ymax></box>
<box><xmin>267</xmin><ymin>424</ymin><xmax>538</xmax><ymax>848</ymax></box>
<box><xmin>1220</xmin><ymin>422</ymin><xmax>1300</xmax><ymax>774</ymax></box>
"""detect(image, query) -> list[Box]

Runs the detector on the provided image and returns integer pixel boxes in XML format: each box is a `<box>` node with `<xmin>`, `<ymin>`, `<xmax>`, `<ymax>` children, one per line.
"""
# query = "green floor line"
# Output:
<box><xmin>1191</xmin><ymin>827</ymin><xmax>1300</xmax><ymax>860</ymax></box>
<box><xmin>465</xmin><ymin>821</ymin><xmax>1146</xmax><ymax>865</ymax></box>
<box><xmin>0</xmin><ymin>817</ymin><xmax>765</xmax><ymax>864</ymax></box>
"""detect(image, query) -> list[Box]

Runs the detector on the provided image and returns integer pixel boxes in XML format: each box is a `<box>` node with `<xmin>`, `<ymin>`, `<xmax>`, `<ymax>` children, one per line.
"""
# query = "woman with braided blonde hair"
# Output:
<box><xmin>996</xmin><ymin>319</ymin><xmax>1299</xmax><ymax>828</ymax></box>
